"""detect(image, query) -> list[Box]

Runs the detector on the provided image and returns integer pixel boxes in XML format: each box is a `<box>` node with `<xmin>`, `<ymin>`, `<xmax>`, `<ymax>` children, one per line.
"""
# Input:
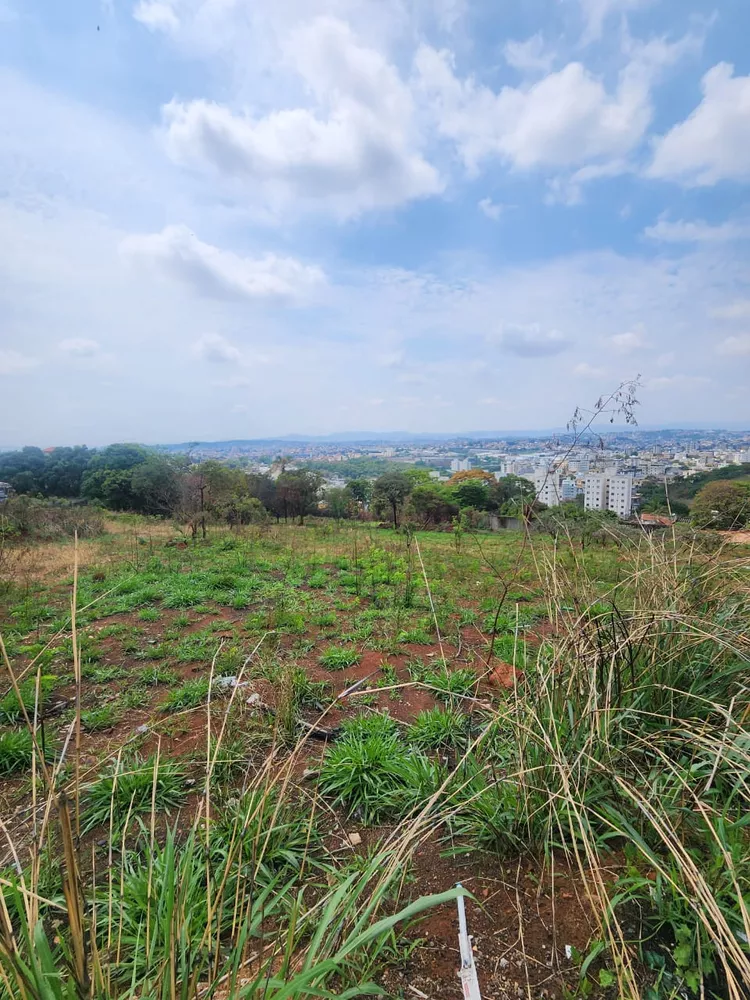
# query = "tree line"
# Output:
<box><xmin>0</xmin><ymin>445</ymin><xmax>536</xmax><ymax>532</ymax></box>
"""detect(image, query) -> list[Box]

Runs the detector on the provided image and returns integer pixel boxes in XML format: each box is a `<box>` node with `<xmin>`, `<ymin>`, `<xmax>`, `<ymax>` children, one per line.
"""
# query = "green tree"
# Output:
<box><xmin>323</xmin><ymin>487</ymin><xmax>352</xmax><ymax>520</ymax></box>
<box><xmin>276</xmin><ymin>470</ymin><xmax>323</xmax><ymax>525</ymax></box>
<box><xmin>408</xmin><ymin>483</ymin><xmax>458</xmax><ymax>526</ymax></box>
<box><xmin>691</xmin><ymin>481</ymin><xmax>750</xmax><ymax>530</ymax></box>
<box><xmin>372</xmin><ymin>472</ymin><xmax>412</xmax><ymax>528</ymax></box>
<box><xmin>345</xmin><ymin>479</ymin><xmax>372</xmax><ymax>505</ymax></box>
<box><xmin>451</xmin><ymin>480</ymin><xmax>490</xmax><ymax>510</ymax></box>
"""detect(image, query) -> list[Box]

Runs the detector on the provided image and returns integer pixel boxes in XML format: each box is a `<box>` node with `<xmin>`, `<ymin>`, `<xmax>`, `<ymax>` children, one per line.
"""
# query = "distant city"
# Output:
<box><xmin>156</xmin><ymin>428</ymin><xmax>750</xmax><ymax>520</ymax></box>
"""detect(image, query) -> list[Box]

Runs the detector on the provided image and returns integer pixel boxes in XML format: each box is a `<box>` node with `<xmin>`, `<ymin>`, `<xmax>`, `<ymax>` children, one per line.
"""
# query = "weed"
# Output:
<box><xmin>319</xmin><ymin>646</ymin><xmax>361</xmax><ymax>670</ymax></box>
<box><xmin>161</xmin><ymin>676</ymin><xmax>210</xmax><ymax>711</ymax></box>
<box><xmin>138</xmin><ymin>607</ymin><xmax>161</xmax><ymax>622</ymax></box>
<box><xmin>0</xmin><ymin>729</ymin><xmax>35</xmax><ymax>775</ymax></box>
<box><xmin>80</xmin><ymin>704</ymin><xmax>119</xmax><ymax>732</ymax></box>
<box><xmin>82</xmin><ymin>756</ymin><xmax>187</xmax><ymax>834</ymax></box>
<box><xmin>81</xmin><ymin>664</ymin><xmax>127</xmax><ymax>683</ymax></box>
<box><xmin>319</xmin><ymin>730</ymin><xmax>412</xmax><ymax>824</ymax></box>
<box><xmin>140</xmin><ymin>664</ymin><xmax>179</xmax><ymax>686</ymax></box>
<box><xmin>0</xmin><ymin>675</ymin><xmax>57</xmax><ymax>724</ymax></box>
<box><xmin>424</xmin><ymin>666</ymin><xmax>477</xmax><ymax>704</ymax></box>
<box><xmin>409</xmin><ymin>706</ymin><xmax>469</xmax><ymax>751</ymax></box>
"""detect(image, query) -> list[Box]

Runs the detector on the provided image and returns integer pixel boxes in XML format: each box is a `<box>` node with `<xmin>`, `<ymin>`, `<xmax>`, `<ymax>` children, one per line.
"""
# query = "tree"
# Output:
<box><xmin>81</xmin><ymin>444</ymin><xmax>152</xmax><ymax>510</ymax></box>
<box><xmin>691</xmin><ymin>481</ymin><xmax>750</xmax><ymax>530</ymax></box>
<box><xmin>408</xmin><ymin>482</ymin><xmax>458</xmax><ymax>526</ymax></box>
<box><xmin>447</xmin><ymin>469</ymin><xmax>495</xmax><ymax>486</ymax></box>
<box><xmin>451</xmin><ymin>480</ymin><xmax>490</xmax><ymax>510</ymax></box>
<box><xmin>276</xmin><ymin>470</ymin><xmax>323</xmax><ymax>524</ymax></box>
<box><xmin>322</xmin><ymin>487</ymin><xmax>352</xmax><ymax>520</ymax></box>
<box><xmin>345</xmin><ymin>479</ymin><xmax>372</xmax><ymax>505</ymax></box>
<box><xmin>488</xmin><ymin>475</ymin><xmax>535</xmax><ymax>515</ymax></box>
<box><xmin>372</xmin><ymin>472</ymin><xmax>412</xmax><ymax>529</ymax></box>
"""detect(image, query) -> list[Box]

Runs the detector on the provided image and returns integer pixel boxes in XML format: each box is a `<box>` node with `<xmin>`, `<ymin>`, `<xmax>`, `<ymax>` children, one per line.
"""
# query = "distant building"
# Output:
<box><xmin>584</xmin><ymin>474</ymin><xmax>633</xmax><ymax>519</ymax></box>
<box><xmin>532</xmin><ymin>472</ymin><xmax>561</xmax><ymax>507</ymax></box>
<box><xmin>0</xmin><ymin>482</ymin><xmax>11</xmax><ymax>502</ymax></box>
<box><xmin>560</xmin><ymin>477</ymin><xmax>578</xmax><ymax>502</ymax></box>
<box><xmin>450</xmin><ymin>458</ymin><xmax>471</xmax><ymax>473</ymax></box>
<box><xmin>567</xmin><ymin>455</ymin><xmax>590</xmax><ymax>474</ymax></box>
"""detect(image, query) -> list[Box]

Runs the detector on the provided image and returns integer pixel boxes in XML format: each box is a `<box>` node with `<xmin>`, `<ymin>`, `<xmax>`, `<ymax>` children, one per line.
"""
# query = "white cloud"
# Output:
<box><xmin>711</xmin><ymin>300</ymin><xmax>750</xmax><ymax>321</ymax></box>
<box><xmin>573</xmin><ymin>362</ymin><xmax>607</xmax><ymax>378</ymax></box>
<box><xmin>646</xmin><ymin>373</ymin><xmax>712</xmax><ymax>389</ymax></box>
<box><xmin>503</xmin><ymin>34</ymin><xmax>554</xmax><ymax>74</ymax></box>
<box><xmin>644</xmin><ymin>215</ymin><xmax>750</xmax><ymax>243</ymax></box>
<box><xmin>59</xmin><ymin>338</ymin><xmax>101</xmax><ymax>357</ymax></box>
<box><xmin>120</xmin><ymin>225</ymin><xmax>324</xmax><ymax>300</ymax></box>
<box><xmin>0</xmin><ymin>349</ymin><xmax>38</xmax><ymax>375</ymax></box>
<box><xmin>495</xmin><ymin>325</ymin><xmax>571</xmax><ymax>357</ymax></box>
<box><xmin>478</xmin><ymin>197</ymin><xmax>504</xmax><ymax>221</ymax></box>
<box><xmin>191</xmin><ymin>333</ymin><xmax>242</xmax><ymax>364</ymax></box>
<box><xmin>717</xmin><ymin>335</ymin><xmax>750</xmax><ymax>357</ymax></box>
<box><xmin>415</xmin><ymin>49</ymin><xmax>651</xmax><ymax>174</ymax></box>
<box><xmin>161</xmin><ymin>17</ymin><xmax>442</xmax><ymax>217</ymax></box>
<box><xmin>649</xmin><ymin>64</ymin><xmax>750</xmax><ymax>185</ymax></box>
<box><xmin>610</xmin><ymin>329</ymin><xmax>647</xmax><ymax>353</ymax></box>
<box><xmin>133</xmin><ymin>0</ymin><xmax>179</xmax><ymax>32</ymax></box>
<box><xmin>578</xmin><ymin>0</ymin><xmax>654</xmax><ymax>44</ymax></box>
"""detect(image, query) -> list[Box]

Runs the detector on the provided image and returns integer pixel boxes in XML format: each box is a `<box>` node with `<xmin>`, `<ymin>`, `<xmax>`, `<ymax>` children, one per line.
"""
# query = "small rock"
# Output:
<box><xmin>213</xmin><ymin>675</ymin><xmax>237</xmax><ymax>690</ymax></box>
<box><xmin>347</xmin><ymin>831</ymin><xmax>362</xmax><ymax>846</ymax></box>
<box><xmin>135</xmin><ymin>724</ymin><xmax>149</xmax><ymax>735</ymax></box>
<box><xmin>185</xmin><ymin>778</ymin><xmax>196</xmax><ymax>787</ymax></box>
<box><xmin>499</xmin><ymin>958</ymin><xmax>508</xmax><ymax>969</ymax></box>
<box><xmin>246</xmin><ymin>692</ymin><xmax>263</xmax><ymax>708</ymax></box>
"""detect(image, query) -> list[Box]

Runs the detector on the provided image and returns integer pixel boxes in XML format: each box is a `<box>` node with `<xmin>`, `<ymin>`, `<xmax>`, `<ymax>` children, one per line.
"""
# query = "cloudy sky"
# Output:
<box><xmin>1</xmin><ymin>0</ymin><xmax>749</xmax><ymax>445</ymax></box>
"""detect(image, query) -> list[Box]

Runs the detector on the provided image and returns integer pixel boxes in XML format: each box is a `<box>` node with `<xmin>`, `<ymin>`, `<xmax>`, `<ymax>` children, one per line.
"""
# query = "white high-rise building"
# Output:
<box><xmin>560</xmin><ymin>477</ymin><xmax>578</xmax><ymax>502</ymax></box>
<box><xmin>450</xmin><ymin>458</ymin><xmax>471</xmax><ymax>473</ymax></box>
<box><xmin>531</xmin><ymin>471</ymin><xmax>559</xmax><ymax>507</ymax></box>
<box><xmin>584</xmin><ymin>474</ymin><xmax>633</xmax><ymax>518</ymax></box>
<box><xmin>568</xmin><ymin>455</ymin><xmax>590</xmax><ymax>474</ymax></box>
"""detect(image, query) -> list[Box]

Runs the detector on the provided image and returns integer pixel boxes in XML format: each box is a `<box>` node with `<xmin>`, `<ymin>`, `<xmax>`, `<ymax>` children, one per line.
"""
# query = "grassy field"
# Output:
<box><xmin>0</xmin><ymin>517</ymin><xmax>748</xmax><ymax>1000</ymax></box>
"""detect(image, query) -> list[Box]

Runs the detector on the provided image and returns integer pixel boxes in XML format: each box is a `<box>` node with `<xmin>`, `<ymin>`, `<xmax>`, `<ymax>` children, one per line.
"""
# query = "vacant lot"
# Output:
<box><xmin>1</xmin><ymin>518</ymin><xmax>748</xmax><ymax>1000</ymax></box>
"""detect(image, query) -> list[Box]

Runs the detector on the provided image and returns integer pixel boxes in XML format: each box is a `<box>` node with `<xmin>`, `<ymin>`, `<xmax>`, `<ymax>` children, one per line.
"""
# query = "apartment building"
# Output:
<box><xmin>584</xmin><ymin>474</ymin><xmax>634</xmax><ymax>519</ymax></box>
<box><xmin>450</xmin><ymin>458</ymin><xmax>471</xmax><ymax>473</ymax></box>
<box><xmin>532</xmin><ymin>471</ymin><xmax>562</xmax><ymax>507</ymax></box>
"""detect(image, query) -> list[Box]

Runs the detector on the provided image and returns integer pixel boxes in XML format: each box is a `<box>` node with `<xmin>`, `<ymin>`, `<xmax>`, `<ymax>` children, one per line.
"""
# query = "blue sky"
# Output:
<box><xmin>1</xmin><ymin>0</ymin><xmax>749</xmax><ymax>444</ymax></box>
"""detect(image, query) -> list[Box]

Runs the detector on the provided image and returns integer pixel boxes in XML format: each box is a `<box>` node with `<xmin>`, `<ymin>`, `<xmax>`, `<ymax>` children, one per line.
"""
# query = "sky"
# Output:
<box><xmin>1</xmin><ymin>0</ymin><xmax>750</xmax><ymax>446</ymax></box>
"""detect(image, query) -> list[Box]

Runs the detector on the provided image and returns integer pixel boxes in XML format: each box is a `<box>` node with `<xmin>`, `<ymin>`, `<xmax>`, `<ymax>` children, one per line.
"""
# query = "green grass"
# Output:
<box><xmin>80</xmin><ymin>704</ymin><xmax>119</xmax><ymax>732</ymax></box>
<box><xmin>82</xmin><ymin>756</ymin><xmax>187</xmax><ymax>834</ymax></box>
<box><xmin>408</xmin><ymin>706</ymin><xmax>469</xmax><ymax>750</ymax></box>
<box><xmin>319</xmin><ymin>646</ymin><xmax>361</xmax><ymax>670</ymax></box>
<box><xmin>0</xmin><ymin>676</ymin><xmax>57</xmax><ymax>724</ymax></box>
<box><xmin>140</xmin><ymin>664</ymin><xmax>179</xmax><ymax>686</ymax></box>
<box><xmin>161</xmin><ymin>676</ymin><xmax>210</xmax><ymax>711</ymax></box>
<box><xmin>0</xmin><ymin>729</ymin><xmax>35</xmax><ymax>776</ymax></box>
